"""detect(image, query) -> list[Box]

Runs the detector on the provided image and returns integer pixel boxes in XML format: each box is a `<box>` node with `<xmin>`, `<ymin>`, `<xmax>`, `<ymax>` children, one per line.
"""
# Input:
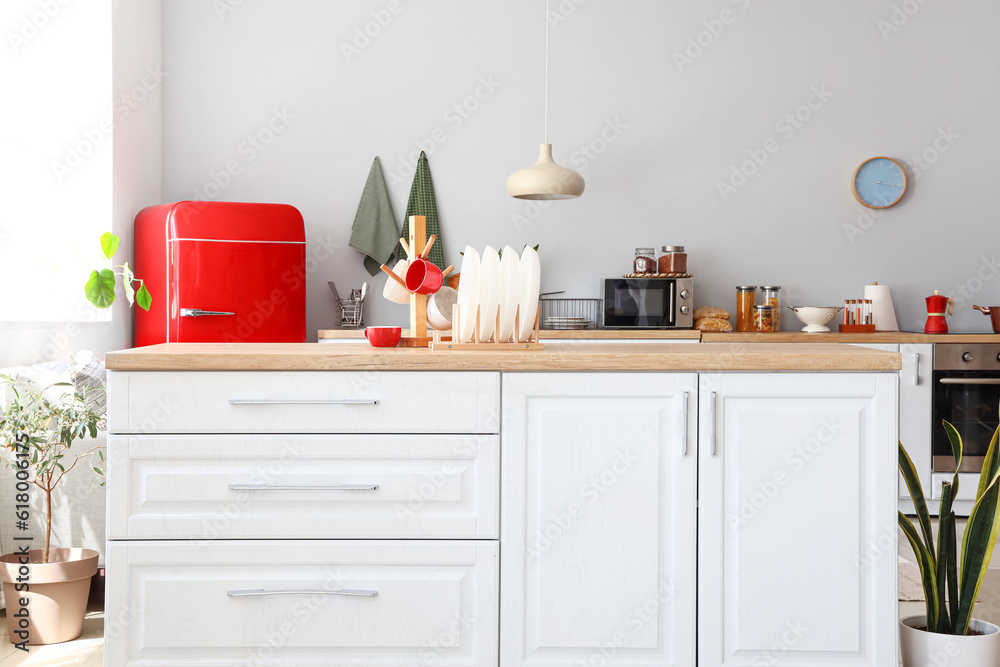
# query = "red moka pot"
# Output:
<box><xmin>133</xmin><ymin>201</ymin><xmax>307</xmax><ymax>346</ymax></box>
<box><xmin>924</xmin><ymin>290</ymin><xmax>955</xmax><ymax>334</ymax></box>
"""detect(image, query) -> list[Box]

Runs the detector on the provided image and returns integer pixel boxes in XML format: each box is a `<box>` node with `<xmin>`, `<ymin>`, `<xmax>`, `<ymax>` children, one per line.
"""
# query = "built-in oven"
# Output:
<box><xmin>932</xmin><ymin>344</ymin><xmax>1000</xmax><ymax>474</ymax></box>
<box><xmin>601</xmin><ymin>277</ymin><xmax>694</xmax><ymax>329</ymax></box>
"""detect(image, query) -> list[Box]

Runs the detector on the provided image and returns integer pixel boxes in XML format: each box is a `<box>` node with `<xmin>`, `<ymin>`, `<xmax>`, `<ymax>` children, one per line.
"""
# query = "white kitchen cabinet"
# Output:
<box><xmin>107</xmin><ymin>434</ymin><xmax>498</xmax><ymax>540</ymax></box>
<box><xmin>501</xmin><ymin>373</ymin><xmax>698</xmax><ymax>667</ymax></box>
<box><xmin>697</xmin><ymin>373</ymin><xmax>898</xmax><ymax>667</ymax></box>
<box><xmin>106</xmin><ymin>370</ymin><xmax>502</xmax><ymax>667</ymax></box>
<box><xmin>899</xmin><ymin>344</ymin><xmax>933</xmax><ymax>514</ymax></box>
<box><xmin>104</xmin><ymin>540</ymin><xmax>498</xmax><ymax>667</ymax></box>
<box><xmin>107</xmin><ymin>371</ymin><xmax>500</xmax><ymax>434</ymax></box>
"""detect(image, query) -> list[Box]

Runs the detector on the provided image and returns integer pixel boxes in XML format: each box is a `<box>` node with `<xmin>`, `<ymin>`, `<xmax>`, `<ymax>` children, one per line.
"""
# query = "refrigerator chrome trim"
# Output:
<box><xmin>169</xmin><ymin>238</ymin><xmax>306</xmax><ymax>244</ymax></box>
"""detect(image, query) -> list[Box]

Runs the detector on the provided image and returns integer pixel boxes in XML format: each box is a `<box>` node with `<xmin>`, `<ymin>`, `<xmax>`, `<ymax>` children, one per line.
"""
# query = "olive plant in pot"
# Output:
<box><xmin>898</xmin><ymin>409</ymin><xmax>1000</xmax><ymax>666</ymax></box>
<box><xmin>0</xmin><ymin>377</ymin><xmax>105</xmax><ymax>647</ymax></box>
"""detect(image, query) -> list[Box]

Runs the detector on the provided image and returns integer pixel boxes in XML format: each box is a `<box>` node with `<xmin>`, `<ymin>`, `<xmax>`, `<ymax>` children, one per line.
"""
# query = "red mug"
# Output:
<box><xmin>405</xmin><ymin>258</ymin><xmax>444</xmax><ymax>295</ymax></box>
<box><xmin>364</xmin><ymin>326</ymin><xmax>402</xmax><ymax>347</ymax></box>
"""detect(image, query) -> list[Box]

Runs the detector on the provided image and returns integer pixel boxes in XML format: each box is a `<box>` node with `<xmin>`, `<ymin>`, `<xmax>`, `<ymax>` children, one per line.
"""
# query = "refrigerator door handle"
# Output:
<box><xmin>181</xmin><ymin>308</ymin><xmax>236</xmax><ymax>317</ymax></box>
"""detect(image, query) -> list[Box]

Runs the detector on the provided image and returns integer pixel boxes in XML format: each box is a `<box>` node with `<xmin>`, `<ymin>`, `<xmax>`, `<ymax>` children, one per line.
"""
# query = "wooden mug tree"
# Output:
<box><xmin>382</xmin><ymin>215</ymin><xmax>542</xmax><ymax>350</ymax></box>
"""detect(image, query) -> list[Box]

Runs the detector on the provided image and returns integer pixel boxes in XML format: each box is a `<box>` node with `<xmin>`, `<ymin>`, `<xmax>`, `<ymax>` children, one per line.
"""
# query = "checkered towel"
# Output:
<box><xmin>400</xmin><ymin>151</ymin><xmax>445</xmax><ymax>270</ymax></box>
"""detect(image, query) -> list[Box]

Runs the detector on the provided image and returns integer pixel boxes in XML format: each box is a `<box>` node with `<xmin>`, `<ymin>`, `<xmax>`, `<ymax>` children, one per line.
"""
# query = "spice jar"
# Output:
<box><xmin>761</xmin><ymin>286</ymin><xmax>781</xmax><ymax>331</ymax></box>
<box><xmin>754</xmin><ymin>304</ymin><xmax>774</xmax><ymax>332</ymax></box>
<box><xmin>736</xmin><ymin>286</ymin><xmax>757</xmax><ymax>332</ymax></box>
<box><xmin>634</xmin><ymin>247</ymin><xmax>656</xmax><ymax>274</ymax></box>
<box><xmin>658</xmin><ymin>246</ymin><xmax>687</xmax><ymax>274</ymax></box>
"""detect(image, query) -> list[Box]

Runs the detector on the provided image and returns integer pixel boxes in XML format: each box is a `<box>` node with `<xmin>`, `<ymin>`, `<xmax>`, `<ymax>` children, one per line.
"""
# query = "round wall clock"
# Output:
<box><xmin>852</xmin><ymin>157</ymin><xmax>907</xmax><ymax>209</ymax></box>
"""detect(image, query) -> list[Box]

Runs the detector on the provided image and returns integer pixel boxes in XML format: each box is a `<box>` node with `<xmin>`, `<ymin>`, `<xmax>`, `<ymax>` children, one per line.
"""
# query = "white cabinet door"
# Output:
<box><xmin>501</xmin><ymin>373</ymin><xmax>697</xmax><ymax>667</ymax></box>
<box><xmin>899</xmin><ymin>343</ymin><xmax>933</xmax><ymax>513</ymax></box>
<box><xmin>105</xmin><ymin>540</ymin><xmax>498</xmax><ymax>667</ymax></box>
<box><xmin>698</xmin><ymin>373</ymin><xmax>898</xmax><ymax>667</ymax></box>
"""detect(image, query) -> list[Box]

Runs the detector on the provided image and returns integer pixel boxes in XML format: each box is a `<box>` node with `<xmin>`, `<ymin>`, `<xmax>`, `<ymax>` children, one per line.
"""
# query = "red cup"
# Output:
<box><xmin>364</xmin><ymin>326</ymin><xmax>402</xmax><ymax>347</ymax></box>
<box><xmin>405</xmin><ymin>258</ymin><xmax>444</xmax><ymax>295</ymax></box>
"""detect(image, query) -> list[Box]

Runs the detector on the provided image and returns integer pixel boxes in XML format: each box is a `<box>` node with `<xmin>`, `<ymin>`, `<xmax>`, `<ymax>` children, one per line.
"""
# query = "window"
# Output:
<box><xmin>0</xmin><ymin>1</ymin><xmax>111</xmax><ymax>322</ymax></box>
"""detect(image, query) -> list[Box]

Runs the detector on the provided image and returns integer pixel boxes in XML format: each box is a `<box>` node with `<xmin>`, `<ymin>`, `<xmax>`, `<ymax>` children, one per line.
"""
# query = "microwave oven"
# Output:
<box><xmin>601</xmin><ymin>277</ymin><xmax>694</xmax><ymax>329</ymax></box>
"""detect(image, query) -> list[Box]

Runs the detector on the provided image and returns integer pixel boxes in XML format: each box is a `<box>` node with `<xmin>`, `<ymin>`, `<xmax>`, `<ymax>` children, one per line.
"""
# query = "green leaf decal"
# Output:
<box><xmin>100</xmin><ymin>232</ymin><xmax>120</xmax><ymax>260</ymax></box>
<box><xmin>85</xmin><ymin>269</ymin><xmax>116</xmax><ymax>308</ymax></box>
<box><xmin>136</xmin><ymin>282</ymin><xmax>152</xmax><ymax>311</ymax></box>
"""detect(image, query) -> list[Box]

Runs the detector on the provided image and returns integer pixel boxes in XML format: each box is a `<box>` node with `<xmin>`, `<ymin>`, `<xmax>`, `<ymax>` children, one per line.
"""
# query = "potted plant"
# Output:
<box><xmin>0</xmin><ymin>231</ymin><xmax>149</xmax><ymax>648</ymax></box>
<box><xmin>0</xmin><ymin>377</ymin><xmax>105</xmax><ymax>647</ymax></box>
<box><xmin>898</xmin><ymin>410</ymin><xmax>1000</xmax><ymax>665</ymax></box>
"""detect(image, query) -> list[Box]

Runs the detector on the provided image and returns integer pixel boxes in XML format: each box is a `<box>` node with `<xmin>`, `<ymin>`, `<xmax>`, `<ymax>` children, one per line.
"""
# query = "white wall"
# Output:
<box><xmin>158</xmin><ymin>0</ymin><xmax>1000</xmax><ymax>336</ymax></box>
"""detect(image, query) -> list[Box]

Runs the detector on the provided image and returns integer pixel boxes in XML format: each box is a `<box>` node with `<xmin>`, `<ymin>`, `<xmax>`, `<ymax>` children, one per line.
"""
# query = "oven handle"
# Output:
<box><xmin>939</xmin><ymin>378</ymin><xmax>1000</xmax><ymax>385</ymax></box>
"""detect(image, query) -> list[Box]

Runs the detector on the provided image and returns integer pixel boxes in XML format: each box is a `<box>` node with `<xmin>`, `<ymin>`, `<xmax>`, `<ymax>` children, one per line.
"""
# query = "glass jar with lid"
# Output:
<box><xmin>736</xmin><ymin>286</ymin><xmax>757</xmax><ymax>332</ymax></box>
<box><xmin>760</xmin><ymin>286</ymin><xmax>781</xmax><ymax>331</ymax></box>
<box><xmin>634</xmin><ymin>247</ymin><xmax>656</xmax><ymax>274</ymax></box>
<box><xmin>658</xmin><ymin>246</ymin><xmax>687</xmax><ymax>274</ymax></box>
<box><xmin>754</xmin><ymin>304</ymin><xmax>775</xmax><ymax>332</ymax></box>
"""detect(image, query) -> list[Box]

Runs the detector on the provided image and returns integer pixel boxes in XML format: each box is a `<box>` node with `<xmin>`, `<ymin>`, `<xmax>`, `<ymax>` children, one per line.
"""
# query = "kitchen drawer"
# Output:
<box><xmin>107</xmin><ymin>371</ymin><xmax>500</xmax><ymax>434</ymax></box>
<box><xmin>105</xmin><ymin>540</ymin><xmax>498</xmax><ymax>667</ymax></box>
<box><xmin>107</xmin><ymin>434</ymin><xmax>499</xmax><ymax>539</ymax></box>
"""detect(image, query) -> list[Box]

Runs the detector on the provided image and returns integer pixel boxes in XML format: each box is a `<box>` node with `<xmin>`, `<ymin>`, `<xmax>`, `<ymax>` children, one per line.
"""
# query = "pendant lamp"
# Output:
<box><xmin>506</xmin><ymin>0</ymin><xmax>585</xmax><ymax>200</ymax></box>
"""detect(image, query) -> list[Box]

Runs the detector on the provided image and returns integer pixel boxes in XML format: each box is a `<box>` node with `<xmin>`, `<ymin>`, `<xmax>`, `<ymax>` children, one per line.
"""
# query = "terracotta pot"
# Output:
<box><xmin>0</xmin><ymin>548</ymin><xmax>99</xmax><ymax>645</ymax></box>
<box><xmin>973</xmin><ymin>305</ymin><xmax>1000</xmax><ymax>333</ymax></box>
<box><xmin>900</xmin><ymin>615</ymin><xmax>1000</xmax><ymax>666</ymax></box>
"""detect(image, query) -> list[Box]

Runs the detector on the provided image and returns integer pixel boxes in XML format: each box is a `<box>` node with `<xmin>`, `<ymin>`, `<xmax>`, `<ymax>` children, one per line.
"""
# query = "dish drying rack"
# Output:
<box><xmin>539</xmin><ymin>293</ymin><xmax>600</xmax><ymax>330</ymax></box>
<box><xmin>339</xmin><ymin>294</ymin><xmax>365</xmax><ymax>329</ymax></box>
<box><xmin>328</xmin><ymin>282</ymin><xmax>367</xmax><ymax>329</ymax></box>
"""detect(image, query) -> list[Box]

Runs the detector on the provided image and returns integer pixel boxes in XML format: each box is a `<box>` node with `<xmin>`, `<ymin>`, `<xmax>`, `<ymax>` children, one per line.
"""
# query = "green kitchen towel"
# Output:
<box><xmin>401</xmin><ymin>151</ymin><xmax>445</xmax><ymax>270</ymax></box>
<box><xmin>349</xmin><ymin>156</ymin><xmax>400</xmax><ymax>276</ymax></box>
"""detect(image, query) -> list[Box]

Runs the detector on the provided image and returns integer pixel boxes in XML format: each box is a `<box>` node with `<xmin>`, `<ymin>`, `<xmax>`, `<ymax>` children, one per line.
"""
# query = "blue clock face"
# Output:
<box><xmin>853</xmin><ymin>157</ymin><xmax>907</xmax><ymax>208</ymax></box>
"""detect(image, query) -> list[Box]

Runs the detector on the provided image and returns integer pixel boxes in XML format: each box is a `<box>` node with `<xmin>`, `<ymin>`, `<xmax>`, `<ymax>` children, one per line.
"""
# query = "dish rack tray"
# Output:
<box><xmin>539</xmin><ymin>297</ymin><xmax>601</xmax><ymax>330</ymax></box>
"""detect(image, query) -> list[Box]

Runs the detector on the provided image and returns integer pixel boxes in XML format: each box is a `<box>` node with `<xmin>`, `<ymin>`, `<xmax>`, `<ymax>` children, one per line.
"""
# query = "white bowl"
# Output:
<box><xmin>427</xmin><ymin>287</ymin><xmax>457</xmax><ymax>331</ymax></box>
<box><xmin>789</xmin><ymin>306</ymin><xmax>842</xmax><ymax>333</ymax></box>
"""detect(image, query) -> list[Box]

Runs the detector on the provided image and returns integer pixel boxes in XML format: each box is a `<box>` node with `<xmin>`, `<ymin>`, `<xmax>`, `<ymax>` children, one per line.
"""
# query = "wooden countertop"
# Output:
<box><xmin>317</xmin><ymin>329</ymin><xmax>702</xmax><ymax>340</ymax></box>
<box><xmin>700</xmin><ymin>332</ymin><xmax>1000</xmax><ymax>343</ymax></box>
<box><xmin>106</xmin><ymin>343</ymin><xmax>901</xmax><ymax>372</ymax></box>
<box><xmin>319</xmin><ymin>329</ymin><xmax>1000</xmax><ymax>343</ymax></box>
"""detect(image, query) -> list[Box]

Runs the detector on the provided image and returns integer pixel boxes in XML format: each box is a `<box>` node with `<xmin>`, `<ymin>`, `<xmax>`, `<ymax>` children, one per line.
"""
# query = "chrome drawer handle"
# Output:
<box><xmin>180</xmin><ymin>308</ymin><xmax>236</xmax><ymax>317</ymax></box>
<box><xmin>227</xmin><ymin>588</ymin><xmax>377</xmax><ymax>598</ymax></box>
<box><xmin>228</xmin><ymin>483</ymin><xmax>378</xmax><ymax>491</ymax></box>
<box><xmin>680</xmin><ymin>391</ymin><xmax>690</xmax><ymax>456</ymax></box>
<box><xmin>710</xmin><ymin>391</ymin><xmax>718</xmax><ymax>456</ymax></box>
<box><xmin>228</xmin><ymin>399</ymin><xmax>379</xmax><ymax>406</ymax></box>
<box><xmin>939</xmin><ymin>378</ymin><xmax>1000</xmax><ymax>385</ymax></box>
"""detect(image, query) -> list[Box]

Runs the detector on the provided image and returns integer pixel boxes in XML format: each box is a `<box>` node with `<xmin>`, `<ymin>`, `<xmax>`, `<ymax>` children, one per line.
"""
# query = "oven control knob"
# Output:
<box><xmin>679</xmin><ymin>290</ymin><xmax>690</xmax><ymax>299</ymax></box>
<box><xmin>963</xmin><ymin>352</ymin><xmax>975</xmax><ymax>363</ymax></box>
<box><xmin>680</xmin><ymin>305</ymin><xmax>690</xmax><ymax>315</ymax></box>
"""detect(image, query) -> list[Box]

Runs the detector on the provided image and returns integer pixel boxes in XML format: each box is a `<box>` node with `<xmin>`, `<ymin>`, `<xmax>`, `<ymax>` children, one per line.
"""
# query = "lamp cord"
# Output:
<box><xmin>544</xmin><ymin>0</ymin><xmax>549</xmax><ymax>145</ymax></box>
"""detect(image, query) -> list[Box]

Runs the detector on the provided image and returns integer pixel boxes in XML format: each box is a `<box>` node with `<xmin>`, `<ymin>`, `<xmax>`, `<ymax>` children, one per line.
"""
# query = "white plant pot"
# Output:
<box><xmin>900</xmin><ymin>615</ymin><xmax>1000</xmax><ymax>667</ymax></box>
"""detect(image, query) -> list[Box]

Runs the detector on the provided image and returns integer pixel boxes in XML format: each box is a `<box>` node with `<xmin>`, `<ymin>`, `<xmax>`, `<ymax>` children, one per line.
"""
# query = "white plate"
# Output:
<box><xmin>456</xmin><ymin>246</ymin><xmax>480</xmax><ymax>343</ymax></box>
<box><xmin>516</xmin><ymin>245</ymin><xmax>541</xmax><ymax>342</ymax></box>
<box><xmin>477</xmin><ymin>246</ymin><xmax>501</xmax><ymax>342</ymax></box>
<box><xmin>497</xmin><ymin>246</ymin><xmax>520</xmax><ymax>343</ymax></box>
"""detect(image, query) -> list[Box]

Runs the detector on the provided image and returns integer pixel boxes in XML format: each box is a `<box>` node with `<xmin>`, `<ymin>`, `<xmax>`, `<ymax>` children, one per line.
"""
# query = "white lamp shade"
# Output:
<box><xmin>506</xmin><ymin>144</ymin><xmax>585</xmax><ymax>200</ymax></box>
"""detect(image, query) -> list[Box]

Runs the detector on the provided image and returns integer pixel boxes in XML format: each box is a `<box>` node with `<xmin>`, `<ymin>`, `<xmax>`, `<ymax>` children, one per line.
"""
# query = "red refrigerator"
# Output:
<box><xmin>133</xmin><ymin>201</ymin><xmax>307</xmax><ymax>346</ymax></box>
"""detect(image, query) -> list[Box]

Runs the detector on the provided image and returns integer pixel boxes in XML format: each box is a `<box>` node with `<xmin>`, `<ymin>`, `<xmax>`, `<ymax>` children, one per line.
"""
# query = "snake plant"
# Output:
<box><xmin>899</xmin><ymin>407</ymin><xmax>1000</xmax><ymax>635</ymax></box>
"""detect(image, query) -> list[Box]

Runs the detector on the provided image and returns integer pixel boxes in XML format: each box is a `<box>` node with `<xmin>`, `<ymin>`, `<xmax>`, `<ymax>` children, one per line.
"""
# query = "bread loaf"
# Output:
<box><xmin>695</xmin><ymin>317</ymin><xmax>733</xmax><ymax>332</ymax></box>
<box><xmin>694</xmin><ymin>306</ymin><xmax>730</xmax><ymax>321</ymax></box>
